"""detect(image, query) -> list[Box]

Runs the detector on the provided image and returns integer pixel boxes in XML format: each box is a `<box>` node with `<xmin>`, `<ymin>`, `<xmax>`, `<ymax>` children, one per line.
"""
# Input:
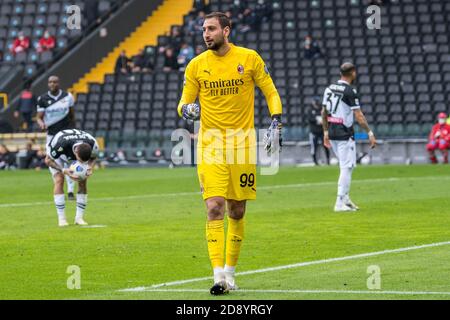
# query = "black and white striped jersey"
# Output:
<box><xmin>322</xmin><ymin>80</ymin><xmax>361</xmax><ymax>140</ymax></box>
<box><xmin>36</xmin><ymin>90</ymin><xmax>74</xmax><ymax>136</ymax></box>
<box><xmin>47</xmin><ymin>129</ymin><xmax>99</xmax><ymax>162</ymax></box>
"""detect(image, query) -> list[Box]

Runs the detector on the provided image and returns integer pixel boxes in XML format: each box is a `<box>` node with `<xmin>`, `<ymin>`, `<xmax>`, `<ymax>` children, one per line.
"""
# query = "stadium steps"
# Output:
<box><xmin>70</xmin><ymin>0</ymin><xmax>193</xmax><ymax>94</ymax></box>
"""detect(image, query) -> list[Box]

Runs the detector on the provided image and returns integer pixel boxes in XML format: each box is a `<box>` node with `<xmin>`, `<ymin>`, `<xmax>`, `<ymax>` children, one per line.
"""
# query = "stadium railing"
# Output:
<box><xmin>276</xmin><ymin>139</ymin><xmax>429</xmax><ymax>166</ymax></box>
<box><xmin>0</xmin><ymin>133</ymin><xmax>104</xmax><ymax>153</ymax></box>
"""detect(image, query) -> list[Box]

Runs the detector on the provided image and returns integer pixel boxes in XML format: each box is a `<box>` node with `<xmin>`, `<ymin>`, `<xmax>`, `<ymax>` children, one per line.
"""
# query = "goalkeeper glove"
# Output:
<box><xmin>263</xmin><ymin>115</ymin><xmax>283</xmax><ymax>155</ymax></box>
<box><xmin>181</xmin><ymin>103</ymin><xmax>200</xmax><ymax>121</ymax></box>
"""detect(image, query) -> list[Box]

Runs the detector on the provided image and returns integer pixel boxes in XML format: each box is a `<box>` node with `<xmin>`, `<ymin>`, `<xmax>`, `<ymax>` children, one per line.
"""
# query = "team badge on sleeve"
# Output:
<box><xmin>237</xmin><ymin>63</ymin><xmax>244</xmax><ymax>75</ymax></box>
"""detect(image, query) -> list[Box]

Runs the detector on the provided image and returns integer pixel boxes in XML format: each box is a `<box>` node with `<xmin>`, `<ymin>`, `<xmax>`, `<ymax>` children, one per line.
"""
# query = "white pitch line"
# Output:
<box><xmin>80</xmin><ymin>224</ymin><xmax>107</xmax><ymax>228</ymax></box>
<box><xmin>0</xmin><ymin>191</ymin><xmax>200</xmax><ymax>208</ymax></box>
<box><xmin>118</xmin><ymin>240</ymin><xmax>450</xmax><ymax>292</ymax></box>
<box><xmin>0</xmin><ymin>175</ymin><xmax>447</xmax><ymax>209</ymax></box>
<box><xmin>133</xmin><ymin>288</ymin><xmax>450</xmax><ymax>296</ymax></box>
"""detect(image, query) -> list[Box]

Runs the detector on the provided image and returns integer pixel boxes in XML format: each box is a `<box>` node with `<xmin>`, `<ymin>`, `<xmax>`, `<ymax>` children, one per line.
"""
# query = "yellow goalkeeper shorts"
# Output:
<box><xmin>197</xmin><ymin>146</ymin><xmax>256</xmax><ymax>201</ymax></box>
<box><xmin>197</xmin><ymin>162</ymin><xmax>256</xmax><ymax>201</ymax></box>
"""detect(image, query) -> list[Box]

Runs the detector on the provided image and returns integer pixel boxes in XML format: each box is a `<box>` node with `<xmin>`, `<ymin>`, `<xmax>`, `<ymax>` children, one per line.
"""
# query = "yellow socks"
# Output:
<box><xmin>206</xmin><ymin>219</ymin><xmax>225</xmax><ymax>268</ymax></box>
<box><xmin>206</xmin><ymin>217</ymin><xmax>245</xmax><ymax>271</ymax></box>
<box><xmin>225</xmin><ymin>216</ymin><xmax>245</xmax><ymax>268</ymax></box>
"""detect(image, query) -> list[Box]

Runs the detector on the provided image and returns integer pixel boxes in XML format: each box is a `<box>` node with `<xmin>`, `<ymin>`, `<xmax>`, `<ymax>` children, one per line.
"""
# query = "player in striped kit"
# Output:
<box><xmin>36</xmin><ymin>75</ymin><xmax>77</xmax><ymax>200</ymax></box>
<box><xmin>45</xmin><ymin>129</ymin><xmax>99</xmax><ymax>227</ymax></box>
<box><xmin>322</xmin><ymin>63</ymin><xmax>377</xmax><ymax>212</ymax></box>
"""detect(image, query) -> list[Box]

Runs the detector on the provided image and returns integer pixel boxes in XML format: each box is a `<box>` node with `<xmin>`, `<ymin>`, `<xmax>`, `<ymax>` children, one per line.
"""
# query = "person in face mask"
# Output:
<box><xmin>37</xmin><ymin>30</ymin><xmax>56</xmax><ymax>53</ymax></box>
<box><xmin>426</xmin><ymin>112</ymin><xmax>450</xmax><ymax>164</ymax></box>
<box><xmin>10</xmin><ymin>31</ymin><xmax>30</xmax><ymax>55</ymax></box>
<box><xmin>304</xmin><ymin>35</ymin><xmax>323</xmax><ymax>59</ymax></box>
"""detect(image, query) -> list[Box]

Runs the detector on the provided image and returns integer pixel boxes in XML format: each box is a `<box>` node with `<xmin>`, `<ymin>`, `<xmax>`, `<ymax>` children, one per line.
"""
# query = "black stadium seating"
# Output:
<box><xmin>68</xmin><ymin>0</ymin><xmax>449</xmax><ymax>153</ymax></box>
<box><xmin>0</xmin><ymin>0</ymin><xmax>119</xmax><ymax>79</ymax></box>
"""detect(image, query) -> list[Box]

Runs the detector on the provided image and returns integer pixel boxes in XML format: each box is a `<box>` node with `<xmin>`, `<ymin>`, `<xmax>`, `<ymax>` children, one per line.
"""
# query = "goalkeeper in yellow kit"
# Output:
<box><xmin>177</xmin><ymin>12</ymin><xmax>282</xmax><ymax>295</ymax></box>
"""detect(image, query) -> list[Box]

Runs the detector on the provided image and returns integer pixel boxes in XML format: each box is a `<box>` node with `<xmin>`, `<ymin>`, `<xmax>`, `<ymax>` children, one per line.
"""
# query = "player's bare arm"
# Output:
<box><xmin>44</xmin><ymin>155</ymin><xmax>79</xmax><ymax>180</ymax></box>
<box><xmin>36</xmin><ymin>111</ymin><xmax>46</xmax><ymax>130</ymax></box>
<box><xmin>321</xmin><ymin>107</ymin><xmax>331</xmax><ymax>148</ymax></box>
<box><xmin>354</xmin><ymin>109</ymin><xmax>376</xmax><ymax>148</ymax></box>
<box><xmin>44</xmin><ymin>155</ymin><xmax>63</xmax><ymax>172</ymax></box>
<box><xmin>86</xmin><ymin>158</ymin><xmax>96</xmax><ymax>177</ymax></box>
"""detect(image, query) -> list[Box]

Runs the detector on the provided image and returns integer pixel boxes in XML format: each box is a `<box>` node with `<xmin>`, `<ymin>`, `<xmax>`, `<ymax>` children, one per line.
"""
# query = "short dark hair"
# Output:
<box><xmin>76</xmin><ymin>143</ymin><xmax>92</xmax><ymax>162</ymax></box>
<box><xmin>204</xmin><ymin>12</ymin><xmax>232</xmax><ymax>30</ymax></box>
<box><xmin>340</xmin><ymin>62</ymin><xmax>356</xmax><ymax>77</ymax></box>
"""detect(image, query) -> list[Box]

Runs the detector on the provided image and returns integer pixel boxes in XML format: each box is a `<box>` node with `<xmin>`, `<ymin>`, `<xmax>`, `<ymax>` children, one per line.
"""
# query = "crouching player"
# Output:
<box><xmin>45</xmin><ymin>129</ymin><xmax>99</xmax><ymax>227</ymax></box>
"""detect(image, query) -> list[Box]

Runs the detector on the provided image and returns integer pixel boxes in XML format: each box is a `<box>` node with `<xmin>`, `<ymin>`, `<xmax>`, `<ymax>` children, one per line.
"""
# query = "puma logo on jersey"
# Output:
<box><xmin>203</xmin><ymin>70</ymin><xmax>211</xmax><ymax>75</ymax></box>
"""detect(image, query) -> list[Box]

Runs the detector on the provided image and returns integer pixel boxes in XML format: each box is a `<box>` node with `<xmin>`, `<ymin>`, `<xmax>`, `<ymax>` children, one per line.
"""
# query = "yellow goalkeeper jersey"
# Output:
<box><xmin>178</xmin><ymin>44</ymin><xmax>282</xmax><ymax>150</ymax></box>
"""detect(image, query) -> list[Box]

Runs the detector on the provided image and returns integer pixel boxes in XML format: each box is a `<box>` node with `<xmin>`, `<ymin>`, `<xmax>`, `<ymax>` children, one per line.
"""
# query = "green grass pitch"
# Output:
<box><xmin>1</xmin><ymin>164</ymin><xmax>450</xmax><ymax>300</ymax></box>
